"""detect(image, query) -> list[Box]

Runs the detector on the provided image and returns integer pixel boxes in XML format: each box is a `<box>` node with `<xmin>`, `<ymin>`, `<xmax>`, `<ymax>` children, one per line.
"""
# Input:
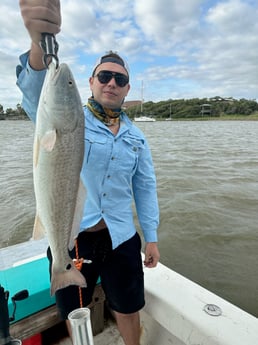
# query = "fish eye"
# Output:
<box><xmin>66</xmin><ymin>263</ymin><xmax>72</xmax><ymax>270</ymax></box>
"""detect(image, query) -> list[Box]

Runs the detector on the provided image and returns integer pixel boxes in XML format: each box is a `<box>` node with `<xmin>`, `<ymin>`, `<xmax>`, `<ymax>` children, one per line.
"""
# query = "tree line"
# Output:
<box><xmin>0</xmin><ymin>104</ymin><xmax>28</xmax><ymax>120</ymax></box>
<box><xmin>126</xmin><ymin>97</ymin><xmax>258</xmax><ymax>119</ymax></box>
<box><xmin>1</xmin><ymin>97</ymin><xmax>258</xmax><ymax>121</ymax></box>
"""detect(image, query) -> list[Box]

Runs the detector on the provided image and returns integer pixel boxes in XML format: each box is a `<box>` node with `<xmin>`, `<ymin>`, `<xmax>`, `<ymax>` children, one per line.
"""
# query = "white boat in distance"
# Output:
<box><xmin>134</xmin><ymin>116</ymin><xmax>156</xmax><ymax>122</ymax></box>
<box><xmin>132</xmin><ymin>81</ymin><xmax>156</xmax><ymax>122</ymax></box>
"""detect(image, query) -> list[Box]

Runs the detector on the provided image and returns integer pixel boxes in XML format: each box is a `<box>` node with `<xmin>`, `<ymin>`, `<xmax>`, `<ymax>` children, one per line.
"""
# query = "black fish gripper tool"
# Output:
<box><xmin>40</xmin><ymin>33</ymin><xmax>59</xmax><ymax>69</ymax></box>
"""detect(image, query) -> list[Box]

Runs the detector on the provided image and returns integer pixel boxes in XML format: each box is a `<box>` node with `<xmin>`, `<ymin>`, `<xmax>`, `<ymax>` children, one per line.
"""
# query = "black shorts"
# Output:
<box><xmin>47</xmin><ymin>229</ymin><xmax>145</xmax><ymax>319</ymax></box>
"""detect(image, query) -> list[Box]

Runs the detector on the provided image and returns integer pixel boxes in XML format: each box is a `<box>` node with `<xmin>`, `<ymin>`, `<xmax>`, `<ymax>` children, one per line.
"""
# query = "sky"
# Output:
<box><xmin>0</xmin><ymin>0</ymin><xmax>257</xmax><ymax>110</ymax></box>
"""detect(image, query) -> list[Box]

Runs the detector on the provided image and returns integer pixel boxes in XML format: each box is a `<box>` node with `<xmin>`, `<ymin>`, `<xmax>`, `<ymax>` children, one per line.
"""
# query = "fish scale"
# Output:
<box><xmin>33</xmin><ymin>62</ymin><xmax>86</xmax><ymax>295</ymax></box>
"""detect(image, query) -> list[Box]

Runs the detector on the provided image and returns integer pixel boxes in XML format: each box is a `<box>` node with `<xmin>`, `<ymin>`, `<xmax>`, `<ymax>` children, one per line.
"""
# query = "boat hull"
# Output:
<box><xmin>134</xmin><ymin>116</ymin><xmax>156</xmax><ymax>122</ymax></box>
<box><xmin>1</xmin><ymin>241</ymin><xmax>258</xmax><ymax>345</ymax></box>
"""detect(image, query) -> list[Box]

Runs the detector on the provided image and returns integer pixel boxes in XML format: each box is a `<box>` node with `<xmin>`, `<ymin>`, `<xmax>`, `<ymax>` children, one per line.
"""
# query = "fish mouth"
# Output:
<box><xmin>48</xmin><ymin>62</ymin><xmax>73</xmax><ymax>86</ymax></box>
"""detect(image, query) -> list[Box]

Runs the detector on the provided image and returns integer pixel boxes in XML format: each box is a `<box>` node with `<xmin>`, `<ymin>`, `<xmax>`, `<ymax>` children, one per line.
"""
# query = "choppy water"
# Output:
<box><xmin>1</xmin><ymin>120</ymin><xmax>258</xmax><ymax>317</ymax></box>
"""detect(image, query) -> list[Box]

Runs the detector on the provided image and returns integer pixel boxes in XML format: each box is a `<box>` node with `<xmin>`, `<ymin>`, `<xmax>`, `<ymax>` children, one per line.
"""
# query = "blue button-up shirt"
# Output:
<box><xmin>16</xmin><ymin>52</ymin><xmax>159</xmax><ymax>249</ymax></box>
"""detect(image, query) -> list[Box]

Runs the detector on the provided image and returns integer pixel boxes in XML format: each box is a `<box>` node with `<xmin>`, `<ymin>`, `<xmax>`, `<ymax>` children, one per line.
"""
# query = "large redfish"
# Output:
<box><xmin>33</xmin><ymin>62</ymin><xmax>86</xmax><ymax>295</ymax></box>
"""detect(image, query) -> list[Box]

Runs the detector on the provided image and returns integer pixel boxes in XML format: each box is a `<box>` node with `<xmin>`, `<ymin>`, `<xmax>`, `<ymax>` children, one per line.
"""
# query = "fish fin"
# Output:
<box><xmin>32</xmin><ymin>214</ymin><xmax>46</xmax><ymax>240</ymax></box>
<box><xmin>33</xmin><ymin>136</ymin><xmax>40</xmax><ymax>168</ymax></box>
<box><xmin>68</xmin><ymin>179</ymin><xmax>87</xmax><ymax>250</ymax></box>
<box><xmin>40</xmin><ymin>129</ymin><xmax>57</xmax><ymax>152</ymax></box>
<box><xmin>50</xmin><ymin>263</ymin><xmax>87</xmax><ymax>296</ymax></box>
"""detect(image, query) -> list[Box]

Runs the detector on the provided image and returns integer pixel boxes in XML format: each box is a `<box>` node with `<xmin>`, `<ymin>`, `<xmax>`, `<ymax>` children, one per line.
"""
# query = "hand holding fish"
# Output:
<box><xmin>19</xmin><ymin>0</ymin><xmax>61</xmax><ymax>46</ymax></box>
<box><xmin>19</xmin><ymin>0</ymin><xmax>61</xmax><ymax>70</ymax></box>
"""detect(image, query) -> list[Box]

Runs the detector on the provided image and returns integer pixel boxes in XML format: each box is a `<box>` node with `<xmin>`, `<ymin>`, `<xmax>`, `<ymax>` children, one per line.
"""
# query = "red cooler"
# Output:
<box><xmin>22</xmin><ymin>333</ymin><xmax>42</xmax><ymax>345</ymax></box>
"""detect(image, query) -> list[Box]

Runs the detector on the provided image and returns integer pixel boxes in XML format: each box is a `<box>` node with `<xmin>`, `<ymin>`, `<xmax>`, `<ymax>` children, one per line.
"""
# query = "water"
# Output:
<box><xmin>0</xmin><ymin>121</ymin><xmax>35</xmax><ymax>246</ymax></box>
<box><xmin>1</xmin><ymin>120</ymin><xmax>258</xmax><ymax>317</ymax></box>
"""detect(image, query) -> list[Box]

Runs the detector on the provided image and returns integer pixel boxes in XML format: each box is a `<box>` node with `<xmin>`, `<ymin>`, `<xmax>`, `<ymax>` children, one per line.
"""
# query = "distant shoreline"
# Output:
<box><xmin>1</xmin><ymin>114</ymin><xmax>258</xmax><ymax>121</ymax></box>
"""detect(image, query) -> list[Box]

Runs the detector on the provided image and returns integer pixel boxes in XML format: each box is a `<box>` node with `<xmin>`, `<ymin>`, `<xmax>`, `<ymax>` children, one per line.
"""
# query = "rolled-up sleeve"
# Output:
<box><xmin>16</xmin><ymin>51</ymin><xmax>46</xmax><ymax>122</ymax></box>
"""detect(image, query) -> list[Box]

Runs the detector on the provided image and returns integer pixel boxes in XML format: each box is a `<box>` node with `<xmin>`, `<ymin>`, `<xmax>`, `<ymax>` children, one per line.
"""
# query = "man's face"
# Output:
<box><xmin>89</xmin><ymin>62</ymin><xmax>130</xmax><ymax>109</ymax></box>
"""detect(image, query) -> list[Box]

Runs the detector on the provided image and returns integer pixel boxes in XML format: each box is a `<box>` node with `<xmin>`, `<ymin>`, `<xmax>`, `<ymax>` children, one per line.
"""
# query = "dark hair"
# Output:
<box><xmin>92</xmin><ymin>50</ymin><xmax>129</xmax><ymax>76</ymax></box>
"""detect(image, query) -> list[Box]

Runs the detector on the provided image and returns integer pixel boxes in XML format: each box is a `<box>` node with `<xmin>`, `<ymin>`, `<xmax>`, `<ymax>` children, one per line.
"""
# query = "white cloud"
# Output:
<box><xmin>0</xmin><ymin>0</ymin><xmax>257</xmax><ymax>110</ymax></box>
<box><xmin>206</xmin><ymin>0</ymin><xmax>256</xmax><ymax>33</ymax></box>
<box><xmin>135</xmin><ymin>0</ymin><xmax>258</xmax><ymax>101</ymax></box>
<box><xmin>134</xmin><ymin>0</ymin><xmax>203</xmax><ymax>50</ymax></box>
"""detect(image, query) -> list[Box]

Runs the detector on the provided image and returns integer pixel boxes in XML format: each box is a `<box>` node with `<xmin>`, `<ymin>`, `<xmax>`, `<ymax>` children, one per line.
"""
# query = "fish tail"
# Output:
<box><xmin>50</xmin><ymin>265</ymin><xmax>87</xmax><ymax>296</ymax></box>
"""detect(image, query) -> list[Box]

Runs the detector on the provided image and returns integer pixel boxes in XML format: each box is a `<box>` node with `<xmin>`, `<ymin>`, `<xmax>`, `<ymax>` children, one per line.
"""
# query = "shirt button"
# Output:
<box><xmin>107</xmin><ymin>175</ymin><xmax>111</xmax><ymax>178</ymax></box>
<box><xmin>103</xmin><ymin>193</ymin><xmax>106</xmax><ymax>197</ymax></box>
<box><xmin>111</xmin><ymin>156</ymin><xmax>115</xmax><ymax>160</ymax></box>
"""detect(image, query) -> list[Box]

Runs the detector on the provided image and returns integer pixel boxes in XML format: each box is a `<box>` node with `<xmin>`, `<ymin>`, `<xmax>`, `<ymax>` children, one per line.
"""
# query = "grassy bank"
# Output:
<box><xmin>154</xmin><ymin>112</ymin><xmax>258</xmax><ymax>121</ymax></box>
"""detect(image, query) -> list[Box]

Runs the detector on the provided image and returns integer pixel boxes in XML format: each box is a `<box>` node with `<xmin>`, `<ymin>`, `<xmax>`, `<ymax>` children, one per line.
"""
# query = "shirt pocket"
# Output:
<box><xmin>85</xmin><ymin>133</ymin><xmax>108</xmax><ymax>168</ymax></box>
<box><xmin>121</xmin><ymin>136</ymin><xmax>145</xmax><ymax>174</ymax></box>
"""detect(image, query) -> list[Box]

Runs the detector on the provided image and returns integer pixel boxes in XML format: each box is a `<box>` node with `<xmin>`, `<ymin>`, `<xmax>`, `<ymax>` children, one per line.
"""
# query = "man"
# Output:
<box><xmin>18</xmin><ymin>1</ymin><xmax>160</xmax><ymax>345</ymax></box>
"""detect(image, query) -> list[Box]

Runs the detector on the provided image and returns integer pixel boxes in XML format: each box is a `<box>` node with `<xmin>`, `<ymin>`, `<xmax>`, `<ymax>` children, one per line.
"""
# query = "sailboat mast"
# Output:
<box><xmin>141</xmin><ymin>80</ymin><xmax>143</xmax><ymax>114</ymax></box>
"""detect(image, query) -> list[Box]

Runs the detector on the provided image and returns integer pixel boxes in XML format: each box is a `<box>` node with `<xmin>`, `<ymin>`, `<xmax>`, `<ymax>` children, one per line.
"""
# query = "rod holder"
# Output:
<box><xmin>68</xmin><ymin>308</ymin><xmax>94</xmax><ymax>345</ymax></box>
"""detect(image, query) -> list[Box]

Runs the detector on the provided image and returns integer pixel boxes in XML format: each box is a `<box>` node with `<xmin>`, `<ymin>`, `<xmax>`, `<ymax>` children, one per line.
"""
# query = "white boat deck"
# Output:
<box><xmin>1</xmin><ymin>240</ymin><xmax>258</xmax><ymax>345</ymax></box>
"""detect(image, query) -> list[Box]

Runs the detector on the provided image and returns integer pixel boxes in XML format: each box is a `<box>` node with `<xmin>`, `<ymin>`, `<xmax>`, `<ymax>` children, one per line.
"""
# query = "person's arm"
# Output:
<box><xmin>20</xmin><ymin>0</ymin><xmax>61</xmax><ymax>68</ymax></box>
<box><xmin>132</xmin><ymin>138</ymin><xmax>160</xmax><ymax>267</ymax></box>
<box><xmin>17</xmin><ymin>0</ymin><xmax>61</xmax><ymax>120</ymax></box>
<box><xmin>29</xmin><ymin>42</ymin><xmax>46</xmax><ymax>71</ymax></box>
<box><xmin>144</xmin><ymin>242</ymin><xmax>160</xmax><ymax>268</ymax></box>
<box><xmin>16</xmin><ymin>51</ymin><xmax>46</xmax><ymax>122</ymax></box>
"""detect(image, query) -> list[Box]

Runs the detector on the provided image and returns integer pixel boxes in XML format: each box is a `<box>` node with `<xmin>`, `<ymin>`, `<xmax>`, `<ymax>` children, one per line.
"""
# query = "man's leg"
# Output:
<box><xmin>101</xmin><ymin>233</ymin><xmax>144</xmax><ymax>344</ymax></box>
<box><xmin>114</xmin><ymin>310</ymin><xmax>141</xmax><ymax>345</ymax></box>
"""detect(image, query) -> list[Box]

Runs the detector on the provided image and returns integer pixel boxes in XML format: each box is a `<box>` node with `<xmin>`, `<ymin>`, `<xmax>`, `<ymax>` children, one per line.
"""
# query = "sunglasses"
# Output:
<box><xmin>94</xmin><ymin>70</ymin><xmax>129</xmax><ymax>87</ymax></box>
